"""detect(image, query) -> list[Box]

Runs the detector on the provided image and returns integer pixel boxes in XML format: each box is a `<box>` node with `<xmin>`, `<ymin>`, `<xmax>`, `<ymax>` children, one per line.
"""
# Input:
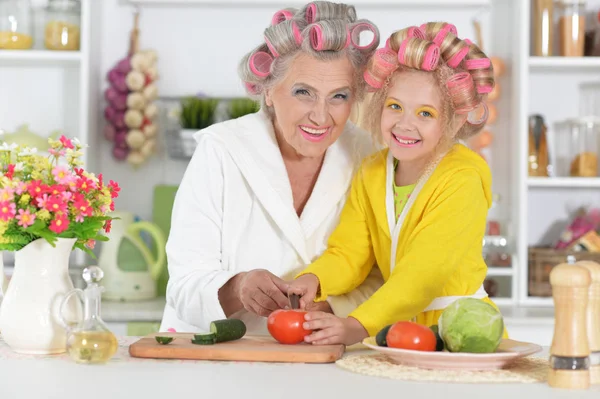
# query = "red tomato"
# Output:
<box><xmin>386</xmin><ymin>321</ymin><xmax>437</xmax><ymax>351</ymax></box>
<box><xmin>267</xmin><ymin>309</ymin><xmax>310</xmax><ymax>345</ymax></box>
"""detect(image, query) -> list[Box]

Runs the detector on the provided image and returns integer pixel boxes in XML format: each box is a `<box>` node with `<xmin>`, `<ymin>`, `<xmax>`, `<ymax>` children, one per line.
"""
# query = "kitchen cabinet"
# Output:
<box><xmin>0</xmin><ymin>0</ymin><xmax>102</xmax><ymax>269</ymax></box>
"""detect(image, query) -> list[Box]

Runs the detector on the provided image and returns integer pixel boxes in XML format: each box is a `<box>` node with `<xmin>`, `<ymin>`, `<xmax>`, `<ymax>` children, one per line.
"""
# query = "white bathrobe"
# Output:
<box><xmin>159</xmin><ymin>110</ymin><xmax>383</xmax><ymax>335</ymax></box>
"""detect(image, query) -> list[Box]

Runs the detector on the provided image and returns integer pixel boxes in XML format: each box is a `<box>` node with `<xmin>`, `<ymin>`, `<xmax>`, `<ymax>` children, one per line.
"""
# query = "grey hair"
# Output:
<box><xmin>237</xmin><ymin>1</ymin><xmax>380</xmax><ymax>111</ymax></box>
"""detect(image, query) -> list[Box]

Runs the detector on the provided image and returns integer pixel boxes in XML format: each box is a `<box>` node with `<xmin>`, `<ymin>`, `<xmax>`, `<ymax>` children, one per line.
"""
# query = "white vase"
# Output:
<box><xmin>0</xmin><ymin>237</ymin><xmax>82</xmax><ymax>354</ymax></box>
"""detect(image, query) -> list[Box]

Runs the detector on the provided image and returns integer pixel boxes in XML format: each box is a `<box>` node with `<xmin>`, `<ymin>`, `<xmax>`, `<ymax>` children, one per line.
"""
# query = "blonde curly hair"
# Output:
<box><xmin>362</xmin><ymin>22</ymin><xmax>495</xmax><ymax>155</ymax></box>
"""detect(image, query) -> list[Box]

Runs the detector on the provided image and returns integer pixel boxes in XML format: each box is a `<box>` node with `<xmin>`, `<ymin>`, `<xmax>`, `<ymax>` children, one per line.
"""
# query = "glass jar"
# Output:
<box><xmin>579</xmin><ymin>81</ymin><xmax>600</xmax><ymax>118</ymax></box>
<box><xmin>0</xmin><ymin>0</ymin><xmax>33</xmax><ymax>50</ymax></box>
<box><xmin>44</xmin><ymin>0</ymin><xmax>81</xmax><ymax>51</ymax></box>
<box><xmin>556</xmin><ymin>0</ymin><xmax>586</xmax><ymax>57</ymax></box>
<box><xmin>552</xmin><ymin>117</ymin><xmax>600</xmax><ymax>177</ymax></box>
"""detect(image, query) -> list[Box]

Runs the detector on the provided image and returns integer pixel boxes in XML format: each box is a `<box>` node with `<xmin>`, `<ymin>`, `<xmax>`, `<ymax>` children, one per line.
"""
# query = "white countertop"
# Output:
<box><xmin>0</xmin><ymin>337</ymin><xmax>598</xmax><ymax>399</ymax></box>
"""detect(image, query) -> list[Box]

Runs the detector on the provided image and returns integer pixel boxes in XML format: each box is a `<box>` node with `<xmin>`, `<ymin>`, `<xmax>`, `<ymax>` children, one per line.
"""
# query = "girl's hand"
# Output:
<box><xmin>302</xmin><ymin>311</ymin><xmax>369</xmax><ymax>346</ymax></box>
<box><xmin>287</xmin><ymin>274</ymin><xmax>320</xmax><ymax>309</ymax></box>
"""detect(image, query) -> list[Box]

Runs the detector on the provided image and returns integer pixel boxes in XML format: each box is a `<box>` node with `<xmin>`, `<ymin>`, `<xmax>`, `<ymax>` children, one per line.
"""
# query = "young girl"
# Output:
<box><xmin>288</xmin><ymin>22</ymin><xmax>504</xmax><ymax>346</ymax></box>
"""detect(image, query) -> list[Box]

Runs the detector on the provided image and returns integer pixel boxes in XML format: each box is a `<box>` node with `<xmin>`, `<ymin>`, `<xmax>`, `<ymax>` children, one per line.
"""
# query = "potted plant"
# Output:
<box><xmin>227</xmin><ymin>98</ymin><xmax>260</xmax><ymax>120</ymax></box>
<box><xmin>178</xmin><ymin>96</ymin><xmax>219</xmax><ymax>157</ymax></box>
<box><xmin>0</xmin><ymin>136</ymin><xmax>121</xmax><ymax>354</ymax></box>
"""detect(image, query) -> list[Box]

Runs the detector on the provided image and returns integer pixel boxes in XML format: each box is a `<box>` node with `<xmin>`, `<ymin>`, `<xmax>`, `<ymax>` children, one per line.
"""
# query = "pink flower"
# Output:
<box><xmin>48</xmin><ymin>149</ymin><xmax>66</xmax><ymax>157</ymax></box>
<box><xmin>0</xmin><ymin>187</ymin><xmax>14</xmax><ymax>202</ymax></box>
<box><xmin>108</xmin><ymin>180</ymin><xmax>121</xmax><ymax>199</ymax></box>
<box><xmin>16</xmin><ymin>209</ymin><xmax>36</xmax><ymax>227</ymax></box>
<box><xmin>15</xmin><ymin>182</ymin><xmax>27</xmax><ymax>195</ymax></box>
<box><xmin>28</xmin><ymin>180</ymin><xmax>49</xmax><ymax>198</ymax></box>
<box><xmin>59</xmin><ymin>135</ymin><xmax>74</xmax><ymax>149</ymax></box>
<box><xmin>61</xmin><ymin>191</ymin><xmax>73</xmax><ymax>202</ymax></box>
<box><xmin>36</xmin><ymin>193</ymin><xmax>50</xmax><ymax>209</ymax></box>
<box><xmin>73</xmin><ymin>197</ymin><xmax>92</xmax><ymax>222</ymax></box>
<box><xmin>45</xmin><ymin>195</ymin><xmax>67</xmax><ymax>214</ymax></box>
<box><xmin>85</xmin><ymin>239</ymin><xmax>96</xmax><ymax>249</ymax></box>
<box><xmin>0</xmin><ymin>201</ymin><xmax>16</xmax><ymax>221</ymax></box>
<box><xmin>49</xmin><ymin>213</ymin><xmax>69</xmax><ymax>234</ymax></box>
<box><xmin>5</xmin><ymin>164</ymin><xmax>15</xmax><ymax>179</ymax></box>
<box><xmin>52</xmin><ymin>165</ymin><xmax>74</xmax><ymax>185</ymax></box>
<box><xmin>76</xmin><ymin>176</ymin><xmax>96</xmax><ymax>193</ymax></box>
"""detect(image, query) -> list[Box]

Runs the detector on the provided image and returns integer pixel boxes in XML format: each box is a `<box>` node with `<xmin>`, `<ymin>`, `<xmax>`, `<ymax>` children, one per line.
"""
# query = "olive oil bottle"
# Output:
<box><xmin>61</xmin><ymin>266</ymin><xmax>118</xmax><ymax>364</ymax></box>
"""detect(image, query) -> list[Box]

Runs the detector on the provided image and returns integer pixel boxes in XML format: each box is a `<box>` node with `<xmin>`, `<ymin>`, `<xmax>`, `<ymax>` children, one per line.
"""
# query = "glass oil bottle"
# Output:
<box><xmin>60</xmin><ymin>266</ymin><xmax>118</xmax><ymax>364</ymax></box>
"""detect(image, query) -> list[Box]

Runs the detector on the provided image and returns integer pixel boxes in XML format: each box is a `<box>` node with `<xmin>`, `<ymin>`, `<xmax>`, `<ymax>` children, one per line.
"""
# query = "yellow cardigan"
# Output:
<box><xmin>298</xmin><ymin>143</ymin><xmax>502</xmax><ymax>337</ymax></box>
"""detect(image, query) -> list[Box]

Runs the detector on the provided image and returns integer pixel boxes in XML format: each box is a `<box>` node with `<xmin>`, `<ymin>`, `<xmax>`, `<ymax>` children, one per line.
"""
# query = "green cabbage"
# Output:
<box><xmin>438</xmin><ymin>298</ymin><xmax>504</xmax><ymax>353</ymax></box>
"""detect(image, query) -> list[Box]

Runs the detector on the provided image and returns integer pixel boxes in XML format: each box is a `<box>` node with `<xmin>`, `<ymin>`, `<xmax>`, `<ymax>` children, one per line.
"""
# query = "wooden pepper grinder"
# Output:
<box><xmin>576</xmin><ymin>261</ymin><xmax>600</xmax><ymax>385</ymax></box>
<box><xmin>549</xmin><ymin>263</ymin><xmax>591</xmax><ymax>389</ymax></box>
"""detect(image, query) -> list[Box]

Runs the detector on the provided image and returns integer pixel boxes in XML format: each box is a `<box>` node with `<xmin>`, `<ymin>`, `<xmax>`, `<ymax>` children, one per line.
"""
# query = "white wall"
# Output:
<box><xmin>95</xmin><ymin>0</ymin><xmax>496</xmax><ymax>221</ymax></box>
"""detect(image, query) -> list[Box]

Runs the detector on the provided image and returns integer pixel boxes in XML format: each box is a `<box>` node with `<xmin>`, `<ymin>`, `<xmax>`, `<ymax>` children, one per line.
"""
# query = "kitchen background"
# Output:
<box><xmin>1</xmin><ymin>0</ymin><xmax>600</xmax><ymax>344</ymax></box>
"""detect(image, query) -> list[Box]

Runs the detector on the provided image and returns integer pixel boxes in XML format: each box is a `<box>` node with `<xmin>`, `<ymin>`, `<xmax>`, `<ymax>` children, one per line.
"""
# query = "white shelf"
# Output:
<box><xmin>124</xmin><ymin>0</ymin><xmax>490</xmax><ymax>5</ymax></box>
<box><xmin>519</xmin><ymin>297</ymin><xmax>554</xmax><ymax>307</ymax></box>
<box><xmin>529</xmin><ymin>56</ymin><xmax>600</xmax><ymax>71</ymax></box>
<box><xmin>0</xmin><ymin>50</ymin><xmax>81</xmax><ymax>65</ymax></box>
<box><xmin>487</xmin><ymin>268</ymin><xmax>514</xmax><ymax>277</ymax></box>
<box><xmin>492</xmin><ymin>298</ymin><xmax>516</xmax><ymax>307</ymax></box>
<box><xmin>528</xmin><ymin>177</ymin><xmax>600</xmax><ymax>188</ymax></box>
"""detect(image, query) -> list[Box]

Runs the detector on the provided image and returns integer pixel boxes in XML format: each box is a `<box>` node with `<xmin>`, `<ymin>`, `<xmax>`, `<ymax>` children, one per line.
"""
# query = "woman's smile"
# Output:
<box><xmin>298</xmin><ymin>124</ymin><xmax>331</xmax><ymax>142</ymax></box>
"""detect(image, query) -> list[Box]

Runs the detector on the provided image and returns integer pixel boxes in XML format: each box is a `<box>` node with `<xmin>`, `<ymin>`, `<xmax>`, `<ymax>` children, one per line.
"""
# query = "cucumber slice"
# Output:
<box><xmin>210</xmin><ymin>319</ymin><xmax>247</xmax><ymax>343</ymax></box>
<box><xmin>193</xmin><ymin>333</ymin><xmax>216</xmax><ymax>342</ymax></box>
<box><xmin>191</xmin><ymin>338</ymin><xmax>215</xmax><ymax>345</ymax></box>
<box><xmin>155</xmin><ymin>336</ymin><xmax>174</xmax><ymax>345</ymax></box>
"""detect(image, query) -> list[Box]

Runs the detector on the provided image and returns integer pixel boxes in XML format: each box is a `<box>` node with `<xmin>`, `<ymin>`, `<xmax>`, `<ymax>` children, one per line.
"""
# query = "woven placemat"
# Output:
<box><xmin>336</xmin><ymin>353</ymin><xmax>549</xmax><ymax>384</ymax></box>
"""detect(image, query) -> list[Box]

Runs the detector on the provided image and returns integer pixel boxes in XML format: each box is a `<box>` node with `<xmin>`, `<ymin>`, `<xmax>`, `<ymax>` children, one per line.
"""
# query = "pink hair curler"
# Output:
<box><xmin>292</xmin><ymin>21</ymin><xmax>303</xmax><ymax>45</ymax></box>
<box><xmin>249</xmin><ymin>51</ymin><xmax>274</xmax><ymax>78</ymax></box>
<box><xmin>167</xmin><ymin>328</ymin><xmax>177</xmax><ymax>333</ymax></box>
<box><xmin>477</xmin><ymin>84</ymin><xmax>493</xmax><ymax>94</ymax></box>
<box><xmin>244</xmin><ymin>81</ymin><xmax>260</xmax><ymax>95</ymax></box>
<box><xmin>350</xmin><ymin>22</ymin><xmax>377</xmax><ymax>50</ymax></box>
<box><xmin>466</xmin><ymin>57</ymin><xmax>491</xmax><ymax>70</ymax></box>
<box><xmin>363</xmin><ymin>69</ymin><xmax>383</xmax><ymax>89</ymax></box>
<box><xmin>309</xmin><ymin>24</ymin><xmax>324</xmax><ymax>51</ymax></box>
<box><xmin>374</xmin><ymin>47</ymin><xmax>399</xmax><ymax>74</ymax></box>
<box><xmin>447</xmin><ymin>44</ymin><xmax>469</xmax><ymax>68</ymax></box>
<box><xmin>467</xmin><ymin>101</ymin><xmax>489</xmax><ymax>125</ymax></box>
<box><xmin>464</xmin><ymin>38</ymin><xmax>473</xmax><ymax>45</ymax></box>
<box><xmin>271</xmin><ymin>9</ymin><xmax>293</xmax><ymax>26</ymax></box>
<box><xmin>422</xmin><ymin>44</ymin><xmax>440</xmax><ymax>71</ymax></box>
<box><xmin>397</xmin><ymin>38</ymin><xmax>409</xmax><ymax>65</ymax></box>
<box><xmin>433</xmin><ymin>24</ymin><xmax>456</xmax><ymax>46</ymax></box>
<box><xmin>305</xmin><ymin>3</ymin><xmax>317</xmax><ymax>24</ymax></box>
<box><xmin>265</xmin><ymin>36</ymin><xmax>279</xmax><ymax>57</ymax></box>
<box><xmin>446</xmin><ymin>72</ymin><xmax>475</xmax><ymax>113</ymax></box>
<box><xmin>408</xmin><ymin>26</ymin><xmax>426</xmax><ymax>39</ymax></box>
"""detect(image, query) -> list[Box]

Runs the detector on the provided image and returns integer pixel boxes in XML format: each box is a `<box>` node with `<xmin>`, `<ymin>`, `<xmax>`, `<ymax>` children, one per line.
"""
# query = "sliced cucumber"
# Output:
<box><xmin>155</xmin><ymin>336</ymin><xmax>174</xmax><ymax>345</ymax></box>
<box><xmin>194</xmin><ymin>333</ymin><xmax>216</xmax><ymax>342</ymax></box>
<box><xmin>210</xmin><ymin>319</ymin><xmax>247</xmax><ymax>343</ymax></box>
<box><xmin>191</xmin><ymin>337</ymin><xmax>216</xmax><ymax>345</ymax></box>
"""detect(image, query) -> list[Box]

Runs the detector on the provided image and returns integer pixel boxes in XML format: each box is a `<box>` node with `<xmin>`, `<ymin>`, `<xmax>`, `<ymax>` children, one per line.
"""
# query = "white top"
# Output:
<box><xmin>1</xmin><ymin>338</ymin><xmax>598</xmax><ymax>399</ymax></box>
<box><xmin>160</xmin><ymin>111</ymin><xmax>383</xmax><ymax>335</ymax></box>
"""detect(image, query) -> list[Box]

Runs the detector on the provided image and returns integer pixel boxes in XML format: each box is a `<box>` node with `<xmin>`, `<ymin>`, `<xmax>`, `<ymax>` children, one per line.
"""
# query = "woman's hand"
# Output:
<box><xmin>287</xmin><ymin>274</ymin><xmax>320</xmax><ymax>309</ymax></box>
<box><xmin>302</xmin><ymin>312</ymin><xmax>369</xmax><ymax>346</ymax></box>
<box><xmin>233</xmin><ymin>269</ymin><xmax>290</xmax><ymax>317</ymax></box>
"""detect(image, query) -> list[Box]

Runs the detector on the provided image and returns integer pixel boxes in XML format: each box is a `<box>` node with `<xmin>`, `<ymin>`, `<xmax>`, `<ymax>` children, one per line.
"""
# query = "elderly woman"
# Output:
<box><xmin>160</xmin><ymin>1</ymin><xmax>383</xmax><ymax>334</ymax></box>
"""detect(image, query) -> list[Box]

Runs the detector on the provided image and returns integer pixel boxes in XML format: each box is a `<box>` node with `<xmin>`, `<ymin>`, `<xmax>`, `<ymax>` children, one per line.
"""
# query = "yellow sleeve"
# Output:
<box><xmin>296</xmin><ymin>168</ymin><xmax>376</xmax><ymax>299</ymax></box>
<box><xmin>349</xmin><ymin>170</ymin><xmax>488</xmax><ymax>336</ymax></box>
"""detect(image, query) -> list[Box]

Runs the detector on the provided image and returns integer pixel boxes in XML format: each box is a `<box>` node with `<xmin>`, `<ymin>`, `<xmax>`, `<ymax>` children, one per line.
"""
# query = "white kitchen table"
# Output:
<box><xmin>1</xmin><ymin>337</ymin><xmax>599</xmax><ymax>399</ymax></box>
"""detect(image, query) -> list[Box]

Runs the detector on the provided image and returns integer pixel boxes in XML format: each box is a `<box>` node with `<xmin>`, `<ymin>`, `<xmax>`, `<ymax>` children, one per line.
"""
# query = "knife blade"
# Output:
<box><xmin>288</xmin><ymin>293</ymin><xmax>300</xmax><ymax>310</ymax></box>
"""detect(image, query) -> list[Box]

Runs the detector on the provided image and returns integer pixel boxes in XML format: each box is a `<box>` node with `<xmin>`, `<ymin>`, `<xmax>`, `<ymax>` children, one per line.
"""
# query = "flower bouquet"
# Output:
<box><xmin>0</xmin><ymin>135</ymin><xmax>121</xmax><ymax>355</ymax></box>
<box><xmin>0</xmin><ymin>135</ymin><xmax>120</xmax><ymax>257</ymax></box>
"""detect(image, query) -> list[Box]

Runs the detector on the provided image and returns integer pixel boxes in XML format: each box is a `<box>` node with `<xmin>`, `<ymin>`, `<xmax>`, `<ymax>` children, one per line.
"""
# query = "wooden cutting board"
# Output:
<box><xmin>128</xmin><ymin>333</ymin><xmax>345</xmax><ymax>363</ymax></box>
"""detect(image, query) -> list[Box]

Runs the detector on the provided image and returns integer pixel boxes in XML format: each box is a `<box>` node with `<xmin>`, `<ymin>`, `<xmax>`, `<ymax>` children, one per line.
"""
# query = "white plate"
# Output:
<box><xmin>362</xmin><ymin>337</ymin><xmax>543</xmax><ymax>371</ymax></box>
